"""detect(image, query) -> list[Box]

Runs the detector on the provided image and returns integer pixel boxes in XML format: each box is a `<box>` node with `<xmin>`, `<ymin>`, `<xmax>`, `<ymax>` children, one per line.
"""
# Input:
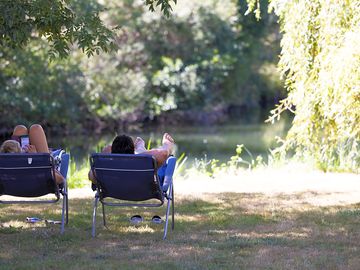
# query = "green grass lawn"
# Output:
<box><xmin>1</xmin><ymin>191</ymin><xmax>360</xmax><ymax>269</ymax></box>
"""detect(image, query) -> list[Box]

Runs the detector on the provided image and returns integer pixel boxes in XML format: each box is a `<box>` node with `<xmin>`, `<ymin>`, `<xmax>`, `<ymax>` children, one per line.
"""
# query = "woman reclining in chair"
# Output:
<box><xmin>88</xmin><ymin>133</ymin><xmax>175</xmax><ymax>183</ymax></box>
<box><xmin>0</xmin><ymin>124</ymin><xmax>65</xmax><ymax>184</ymax></box>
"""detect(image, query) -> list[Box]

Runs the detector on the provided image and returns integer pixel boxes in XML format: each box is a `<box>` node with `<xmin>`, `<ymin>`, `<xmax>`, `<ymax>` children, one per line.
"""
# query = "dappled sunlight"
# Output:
<box><xmin>0</xmin><ymin>194</ymin><xmax>60</xmax><ymax>201</ymax></box>
<box><xmin>0</xmin><ymin>203</ymin><xmax>65</xmax><ymax>226</ymax></box>
<box><xmin>0</xmin><ymin>203</ymin><xmax>54</xmax><ymax>213</ymax></box>
<box><xmin>68</xmin><ymin>168</ymin><xmax>360</xmax><ymax>210</ymax></box>
<box><xmin>0</xmin><ymin>173</ymin><xmax>359</xmax><ymax>270</ymax></box>
<box><xmin>0</xmin><ymin>251</ymin><xmax>12</xmax><ymax>260</ymax></box>
<box><xmin>121</xmin><ymin>225</ymin><xmax>155</xmax><ymax>234</ymax></box>
<box><xmin>0</xmin><ymin>0</ymin><xmax>358</xmax><ymax>267</ymax></box>
<box><xmin>165</xmin><ymin>245</ymin><xmax>210</xmax><ymax>260</ymax></box>
<box><xmin>176</xmin><ymin>214</ymin><xmax>206</xmax><ymax>222</ymax></box>
<box><xmin>208</xmin><ymin>229</ymin><xmax>311</xmax><ymax>240</ymax></box>
<box><xmin>1</xmin><ymin>188</ymin><xmax>360</xmax><ymax>269</ymax></box>
<box><xmin>1</xmin><ymin>219</ymin><xmax>44</xmax><ymax>229</ymax></box>
<box><xmin>176</xmin><ymin>168</ymin><xmax>360</xmax><ymax>206</ymax></box>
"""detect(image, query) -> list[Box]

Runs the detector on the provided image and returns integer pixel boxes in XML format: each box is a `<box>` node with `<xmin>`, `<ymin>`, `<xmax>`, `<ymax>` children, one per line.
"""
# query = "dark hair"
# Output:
<box><xmin>111</xmin><ymin>134</ymin><xmax>135</xmax><ymax>154</ymax></box>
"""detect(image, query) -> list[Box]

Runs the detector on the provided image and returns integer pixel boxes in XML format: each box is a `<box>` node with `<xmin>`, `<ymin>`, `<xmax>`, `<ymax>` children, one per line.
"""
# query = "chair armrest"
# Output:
<box><xmin>52</xmin><ymin>150</ymin><xmax>70</xmax><ymax>179</ymax></box>
<box><xmin>162</xmin><ymin>156</ymin><xmax>176</xmax><ymax>192</ymax></box>
<box><xmin>59</xmin><ymin>153</ymin><xmax>70</xmax><ymax>179</ymax></box>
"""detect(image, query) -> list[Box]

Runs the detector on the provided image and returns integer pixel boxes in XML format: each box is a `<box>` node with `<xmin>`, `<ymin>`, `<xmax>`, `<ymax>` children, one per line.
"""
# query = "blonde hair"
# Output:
<box><xmin>0</xmin><ymin>140</ymin><xmax>22</xmax><ymax>153</ymax></box>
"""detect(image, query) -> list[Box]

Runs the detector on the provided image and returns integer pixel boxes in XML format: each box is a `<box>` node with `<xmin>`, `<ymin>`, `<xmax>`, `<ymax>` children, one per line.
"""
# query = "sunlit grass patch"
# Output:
<box><xmin>1</xmin><ymin>190</ymin><xmax>360</xmax><ymax>269</ymax></box>
<box><xmin>176</xmin><ymin>214</ymin><xmax>206</xmax><ymax>222</ymax></box>
<box><xmin>1</xmin><ymin>220</ymin><xmax>45</xmax><ymax>229</ymax></box>
<box><xmin>118</xmin><ymin>225</ymin><xmax>155</xmax><ymax>234</ymax></box>
<box><xmin>68</xmin><ymin>161</ymin><xmax>90</xmax><ymax>188</ymax></box>
<box><xmin>0</xmin><ymin>224</ymin><xmax>23</xmax><ymax>234</ymax></box>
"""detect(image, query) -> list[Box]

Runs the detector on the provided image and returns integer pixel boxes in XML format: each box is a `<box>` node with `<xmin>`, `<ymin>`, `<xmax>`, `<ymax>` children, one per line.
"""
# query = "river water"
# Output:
<box><xmin>48</xmin><ymin>120</ymin><xmax>289</xmax><ymax>166</ymax></box>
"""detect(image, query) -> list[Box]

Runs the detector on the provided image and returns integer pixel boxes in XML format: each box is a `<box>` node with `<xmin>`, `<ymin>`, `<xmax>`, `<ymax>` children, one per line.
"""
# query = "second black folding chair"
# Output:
<box><xmin>90</xmin><ymin>153</ymin><xmax>176</xmax><ymax>239</ymax></box>
<box><xmin>0</xmin><ymin>151</ymin><xmax>69</xmax><ymax>234</ymax></box>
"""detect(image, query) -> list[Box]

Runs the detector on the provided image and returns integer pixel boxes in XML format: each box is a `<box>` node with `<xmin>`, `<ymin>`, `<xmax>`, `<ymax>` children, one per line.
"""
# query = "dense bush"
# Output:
<box><xmin>0</xmin><ymin>44</ymin><xmax>90</xmax><ymax>132</ymax></box>
<box><xmin>0</xmin><ymin>0</ymin><xmax>283</xmax><ymax>132</ymax></box>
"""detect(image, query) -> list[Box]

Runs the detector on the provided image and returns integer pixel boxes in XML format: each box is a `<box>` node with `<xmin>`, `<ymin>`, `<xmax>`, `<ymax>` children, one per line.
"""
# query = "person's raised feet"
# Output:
<box><xmin>162</xmin><ymin>133</ymin><xmax>175</xmax><ymax>154</ymax></box>
<box><xmin>134</xmin><ymin>137</ymin><xmax>146</xmax><ymax>154</ymax></box>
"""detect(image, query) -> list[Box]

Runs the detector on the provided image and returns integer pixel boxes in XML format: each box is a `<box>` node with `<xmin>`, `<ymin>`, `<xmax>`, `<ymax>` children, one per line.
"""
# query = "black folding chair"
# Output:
<box><xmin>0</xmin><ymin>152</ymin><xmax>69</xmax><ymax>233</ymax></box>
<box><xmin>90</xmin><ymin>153</ymin><xmax>176</xmax><ymax>239</ymax></box>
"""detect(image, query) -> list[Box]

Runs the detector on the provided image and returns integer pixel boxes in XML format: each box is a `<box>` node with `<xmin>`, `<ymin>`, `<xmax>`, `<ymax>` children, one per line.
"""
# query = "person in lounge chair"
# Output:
<box><xmin>88</xmin><ymin>133</ymin><xmax>175</xmax><ymax>183</ymax></box>
<box><xmin>0</xmin><ymin>124</ymin><xmax>65</xmax><ymax>184</ymax></box>
<box><xmin>89</xmin><ymin>133</ymin><xmax>175</xmax><ymax>225</ymax></box>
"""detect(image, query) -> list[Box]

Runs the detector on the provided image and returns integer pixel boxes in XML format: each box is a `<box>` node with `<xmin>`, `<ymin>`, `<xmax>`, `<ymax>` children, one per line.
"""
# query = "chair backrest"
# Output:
<box><xmin>0</xmin><ymin>153</ymin><xmax>57</xmax><ymax>197</ymax></box>
<box><xmin>90</xmin><ymin>153</ymin><xmax>163</xmax><ymax>202</ymax></box>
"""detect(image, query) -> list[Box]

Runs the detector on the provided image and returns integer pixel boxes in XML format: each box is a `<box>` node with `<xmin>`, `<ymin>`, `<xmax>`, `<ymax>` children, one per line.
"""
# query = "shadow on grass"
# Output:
<box><xmin>0</xmin><ymin>193</ymin><xmax>360</xmax><ymax>269</ymax></box>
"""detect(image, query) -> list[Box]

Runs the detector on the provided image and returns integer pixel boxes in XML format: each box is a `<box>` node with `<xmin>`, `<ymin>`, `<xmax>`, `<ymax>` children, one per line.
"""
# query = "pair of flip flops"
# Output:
<box><xmin>129</xmin><ymin>215</ymin><xmax>162</xmax><ymax>225</ymax></box>
<box><xmin>26</xmin><ymin>217</ymin><xmax>61</xmax><ymax>224</ymax></box>
<box><xmin>26</xmin><ymin>217</ymin><xmax>42</xmax><ymax>223</ymax></box>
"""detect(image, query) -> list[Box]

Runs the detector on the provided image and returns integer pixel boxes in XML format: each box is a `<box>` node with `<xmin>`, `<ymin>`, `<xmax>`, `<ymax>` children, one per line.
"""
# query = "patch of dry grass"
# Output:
<box><xmin>1</xmin><ymin>188</ymin><xmax>360</xmax><ymax>269</ymax></box>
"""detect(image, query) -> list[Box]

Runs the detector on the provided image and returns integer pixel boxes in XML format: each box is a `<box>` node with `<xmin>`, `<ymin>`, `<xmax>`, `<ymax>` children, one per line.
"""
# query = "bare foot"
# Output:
<box><xmin>162</xmin><ymin>133</ymin><xmax>175</xmax><ymax>154</ymax></box>
<box><xmin>162</xmin><ymin>133</ymin><xmax>174</xmax><ymax>144</ymax></box>
<box><xmin>134</xmin><ymin>137</ymin><xmax>146</xmax><ymax>153</ymax></box>
<box><xmin>102</xmin><ymin>144</ymin><xmax>112</xmax><ymax>153</ymax></box>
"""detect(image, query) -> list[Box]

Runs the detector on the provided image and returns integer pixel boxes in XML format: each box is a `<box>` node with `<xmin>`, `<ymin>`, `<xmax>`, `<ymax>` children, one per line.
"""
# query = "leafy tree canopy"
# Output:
<box><xmin>250</xmin><ymin>0</ymin><xmax>360</xmax><ymax>172</ymax></box>
<box><xmin>0</xmin><ymin>0</ymin><xmax>281</xmax><ymax>132</ymax></box>
<box><xmin>0</xmin><ymin>0</ymin><xmax>176</xmax><ymax>57</ymax></box>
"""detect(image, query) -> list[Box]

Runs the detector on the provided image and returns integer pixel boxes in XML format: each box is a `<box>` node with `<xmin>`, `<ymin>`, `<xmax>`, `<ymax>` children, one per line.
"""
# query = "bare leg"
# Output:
<box><xmin>101</xmin><ymin>144</ymin><xmax>112</xmax><ymax>153</ymax></box>
<box><xmin>29</xmin><ymin>124</ymin><xmax>64</xmax><ymax>184</ymax></box>
<box><xmin>139</xmin><ymin>133</ymin><xmax>175</xmax><ymax>166</ymax></box>
<box><xmin>160</xmin><ymin>133</ymin><xmax>175</xmax><ymax>155</ymax></box>
<box><xmin>12</xmin><ymin>125</ymin><xmax>28</xmax><ymax>137</ymax></box>
<box><xmin>134</xmin><ymin>137</ymin><xmax>147</xmax><ymax>154</ymax></box>
<box><xmin>14</xmin><ymin>124</ymin><xmax>63</xmax><ymax>184</ymax></box>
<box><xmin>29</xmin><ymin>124</ymin><xmax>49</xmax><ymax>153</ymax></box>
<box><xmin>55</xmin><ymin>171</ymin><xmax>64</xmax><ymax>185</ymax></box>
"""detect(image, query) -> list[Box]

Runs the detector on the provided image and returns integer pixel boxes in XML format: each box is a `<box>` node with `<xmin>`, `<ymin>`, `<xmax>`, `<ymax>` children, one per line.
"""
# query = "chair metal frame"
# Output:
<box><xmin>0</xmin><ymin>151</ymin><xmax>69</xmax><ymax>234</ymax></box>
<box><xmin>90</xmin><ymin>153</ymin><xmax>175</xmax><ymax>239</ymax></box>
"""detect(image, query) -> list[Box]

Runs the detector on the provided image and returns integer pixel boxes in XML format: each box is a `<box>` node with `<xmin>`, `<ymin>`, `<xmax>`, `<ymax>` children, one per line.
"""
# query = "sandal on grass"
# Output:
<box><xmin>26</xmin><ymin>217</ymin><xmax>42</xmax><ymax>223</ymax></box>
<box><xmin>151</xmin><ymin>215</ymin><xmax>163</xmax><ymax>224</ymax></box>
<box><xmin>45</xmin><ymin>219</ymin><xmax>62</xmax><ymax>225</ymax></box>
<box><xmin>130</xmin><ymin>215</ymin><xmax>143</xmax><ymax>225</ymax></box>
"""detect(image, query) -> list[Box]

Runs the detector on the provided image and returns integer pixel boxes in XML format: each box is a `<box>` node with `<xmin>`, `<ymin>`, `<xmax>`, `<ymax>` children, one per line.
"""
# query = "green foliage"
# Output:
<box><xmin>245</xmin><ymin>0</ymin><xmax>261</xmax><ymax>19</ymax></box>
<box><xmin>193</xmin><ymin>144</ymin><xmax>266</xmax><ymax>177</ymax></box>
<box><xmin>68</xmin><ymin>157</ymin><xmax>89</xmax><ymax>188</ymax></box>
<box><xmin>0</xmin><ymin>0</ymin><xmax>116</xmax><ymax>58</ymax></box>
<box><xmin>174</xmin><ymin>152</ymin><xmax>187</xmax><ymax>176</ymax></box>
<box><xmin>119</xmin><ymin>0</ymin><xmax>282</xmax><ymax>116</ymax></box>
<box><xmin>81</xmin><ymin>52</ymin><xmax>148</xmax><ymax>120</ymax></box>
<box><xmin>278</xmin><ymin>0</ymin><xmax>360</xmax><ymax>172</ymax></box>
<box><xmin>248</xmin><ymin>0</ymin><xmax>360</xmax><ymax>172</ymax></box>
<box><xmin>0</xmin><ymin>0</ymin><xmax>177</xmax><ymax>58</ymax></box>
<box><xmin>145</xmin><ymin>0</ymin><xmax>177</xmax><ymax>17</ymax></box>
<box><xmin>0</xmin><ymin>41</ymin><xmax>91</xmax><ymax>129</ymax></box>
<box><xmin>152</xmin><ymin>57</ymin><xmax>202</xmax><ymax>111</ymax></box>
<box><xmin>0</xmin><ymin>0</ymin><xmax>283</xmax><ymax>132</ymax></box>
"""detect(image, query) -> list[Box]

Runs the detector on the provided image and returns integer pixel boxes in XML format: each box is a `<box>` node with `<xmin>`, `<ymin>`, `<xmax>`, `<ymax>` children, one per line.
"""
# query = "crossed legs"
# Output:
<box><xmin>12</xmin><ymin>124</ymin><xmax>63</xmax><ymax>184</ymax></box>
<box><xmin>12</xmin><ymin>124</ymin><xmax>50</xmax><ymax>153</ymax></box>
<box><xmin>134</xmin><ymin>133</ymin><xmax>175</xmax><ymax>166</ymax></box>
